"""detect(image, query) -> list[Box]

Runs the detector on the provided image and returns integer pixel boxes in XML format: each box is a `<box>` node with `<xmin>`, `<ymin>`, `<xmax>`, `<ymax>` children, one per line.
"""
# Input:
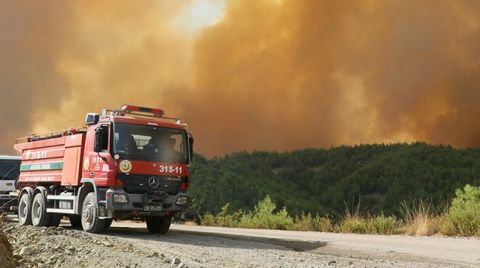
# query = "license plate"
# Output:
<box><xmin>143</xmin><ymin>204</ymin><xmax>163</xmax><ymax>212</ymax></box>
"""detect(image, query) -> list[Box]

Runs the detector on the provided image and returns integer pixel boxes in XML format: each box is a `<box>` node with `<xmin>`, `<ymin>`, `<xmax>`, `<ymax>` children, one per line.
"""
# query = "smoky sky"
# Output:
<box><xmin>1</xmin><ymin>0</ymin><xmax>480</xmax><ymax>156</ymax></box>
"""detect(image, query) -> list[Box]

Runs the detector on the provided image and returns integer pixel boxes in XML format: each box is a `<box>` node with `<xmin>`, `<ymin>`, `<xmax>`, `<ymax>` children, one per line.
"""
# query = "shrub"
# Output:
<box><xmin>367</xmin><ymin>214</ymin><xmax>397</xmax><ymax>234</ymax></box>
<box><xmin>199</xmin><ymin>212</ymin><xmax>216</xmax><ymax>226</ymax></box>
<box><xmin>338</xmin><ymin>215</ymin><xmax>369</xmax><ymax>233</ymax></box>
<box><xmin>338</xmin><ymin>204</ymin><xmax>396</xmax><ymax>235</ymax></box>
<box><xmin>440</xmin><ymin>185</ymin><xmax>480</xmax><ymax>237</ymax></box>
<box><xmin>338</xmin><ymin>202</ymin><xmax>369</xmax><ymax>233</ymax></box>
<box><xmin>312</xmin><ymin>215</ymin><xmax>334</xmax><ymax>232</ymax></box>
<box><xmin>292</xmin><ymin>213</ymin><xmax>334</xmax><ymax>232</ymax></box>
<box><xmin>292</xmin><ymin>213</ymin><xmax>314</xmax><ymax>231</ymax></box>
<box><xmin>400</xmin><ymin>200</ymin><xmax>441</xmax><ymax>236</ymax></box>
<box><xmin>214</xmin><ymin>204</ymin><xmax>242</xmax><ymax>227</ymax></box>
<box><xmin>239</xmin><ymin>196</ymin><xmax>294</xmax><ymax>230</ymax></box>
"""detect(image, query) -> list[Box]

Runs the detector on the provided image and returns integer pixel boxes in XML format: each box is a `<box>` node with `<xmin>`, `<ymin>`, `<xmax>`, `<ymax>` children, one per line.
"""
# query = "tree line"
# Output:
<box><xmin>187</xmin><ymin>143</ymin><xmax>480</xmax><ymax>218</ymax></box>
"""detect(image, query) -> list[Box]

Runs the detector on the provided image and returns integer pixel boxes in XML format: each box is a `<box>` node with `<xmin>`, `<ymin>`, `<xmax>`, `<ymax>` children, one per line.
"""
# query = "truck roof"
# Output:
<box><xmin>110</xmin><ymin>116</ymin><xmax>188</xmax><ymax>130</ymax></box>
<box><xmin>0</xmin><ymin>155</ymin><xmax>21</xmax><ymax>160</ymax></box>
<box><xmin>96</xmin><ymin>105</ymin><xmax>188</xmax><ymax>131</ymax></box>
<box><xmin>14</xmin><ymin>105</ymin><xmax>188</xmax><ymax>146</ymax></box>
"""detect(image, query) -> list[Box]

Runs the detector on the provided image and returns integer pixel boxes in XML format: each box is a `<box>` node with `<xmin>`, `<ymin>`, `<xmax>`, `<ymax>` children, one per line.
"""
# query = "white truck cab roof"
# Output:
<box><xmin>0</xmin><ymin>156</ymin><xmax>21</xmax><ymax>160</ymax></box>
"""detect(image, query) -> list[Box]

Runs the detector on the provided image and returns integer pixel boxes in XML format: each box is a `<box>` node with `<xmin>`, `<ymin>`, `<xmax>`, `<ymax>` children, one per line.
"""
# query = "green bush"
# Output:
<box><xmin>338</xmin><ymin>216</ymin><xmax>369</xmax><ymax>233</ymax></box>
<box><xmin>239</xmin><ymin>196</ymin><xmax>294</xmax><ymax>230</ymax></box>
<box><xmin>292</xmin><ymin>213</ymin><xmax>333</xmax><ymax>232</ymax></box>
<box><xmin>198</xmin><ymin>189</ymin><xmax>480</xmax><ymax>238</ymax></box>
<box><xmin>367</xmin><ymin>214</ymin><xmax>397</xmax><ymax>234</ymax></box>
<box><xmin>214</xmin><ymin>204</ymin><xmax>242</xmax><ymax>227</ymax></box>
<box><xmin>291</xmin><ymin>213</ymin><xmax>314</xmax><ymax>231</ymax></box>
<box><xmin>338</xmin><ymin>214</ymin><xmax>396</xmax><ymax>234</ymax></box>
<box><xmin>200</xmin><ymin>196</ymin><xmax>295</xmax><ymax>230</ymax></box>
<box><xmin>199</xmin><ymin>212</ymin><xmax>216</xmax><ymax>226</ymax></box>
<box><xmin>440</xmin><ymin>185</ymin><xmax>480</xmax><ymax>236</ymax></box>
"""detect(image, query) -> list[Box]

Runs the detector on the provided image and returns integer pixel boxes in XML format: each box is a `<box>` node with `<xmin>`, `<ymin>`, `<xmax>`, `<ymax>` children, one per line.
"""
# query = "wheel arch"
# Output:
<box><xmin>33</xmin><ymin>186</ymin><xmax>49</xmax><ymax>197</ymax></box>
<box><xmin>20</xmin><ymin>186</ymin><xmax>34</xmax><ymax>199</ymax></box>
<box><xmin>76</xmin><ymin>179</ymin><xmax>98</xmax><ymax>214</ymax></box>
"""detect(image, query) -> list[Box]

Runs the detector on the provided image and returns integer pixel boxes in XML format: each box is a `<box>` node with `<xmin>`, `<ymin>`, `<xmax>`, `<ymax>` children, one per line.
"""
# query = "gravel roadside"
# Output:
<box><xmin>1</xmin><ymin>219</ymin><xmax>478</xmax><ymax>268</ymax></box>
<box><xmin>1</xmin><ymin>221</ymin><xmax>173</xmax><ymax>267</ymax></box>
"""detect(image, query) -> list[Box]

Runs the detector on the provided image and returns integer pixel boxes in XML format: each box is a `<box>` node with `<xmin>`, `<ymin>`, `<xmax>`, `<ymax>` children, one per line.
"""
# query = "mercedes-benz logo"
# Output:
<box><xmin>148</xmin><ymin>176</ymin><xmax>160</xmax><ymax>189</ymax></box>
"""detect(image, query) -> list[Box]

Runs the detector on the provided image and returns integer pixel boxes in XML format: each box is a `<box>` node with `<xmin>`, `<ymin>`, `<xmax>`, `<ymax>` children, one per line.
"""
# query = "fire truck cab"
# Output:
<box><xmin>14</xmin><ymin>105</ymin><xmax>193</xmax><ymax>233</ymax></box>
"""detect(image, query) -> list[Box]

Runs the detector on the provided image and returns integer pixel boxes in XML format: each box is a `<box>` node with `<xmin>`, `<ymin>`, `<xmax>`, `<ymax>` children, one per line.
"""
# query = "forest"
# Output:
<box><xmin>187</xmin><ymin>143</ymin><xmax>480</xmax><ymax>218</ymax></box>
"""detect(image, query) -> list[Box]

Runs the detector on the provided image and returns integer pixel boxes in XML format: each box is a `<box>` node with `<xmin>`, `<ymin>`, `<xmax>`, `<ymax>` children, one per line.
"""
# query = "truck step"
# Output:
<box><xmin>46</xmin><ymin>208</ymin><xmax>75</xmax><ymax>214</ymax></box>
<box><xmin>47</xmin><ymin>195</ymin><xmax>75</xmax><ymax>201</ymax></box>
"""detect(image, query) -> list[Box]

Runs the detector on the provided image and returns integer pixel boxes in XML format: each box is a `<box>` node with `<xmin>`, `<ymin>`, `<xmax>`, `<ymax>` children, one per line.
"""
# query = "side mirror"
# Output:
<box><xmin>94</xmin><ymin>126</ymin><xmax>108</xmax><ymax>152</ymax></box>
<box><xmin>188</xmin><ymin>133</ymin><xmax>194</xmax><ymax>160</ymax></box>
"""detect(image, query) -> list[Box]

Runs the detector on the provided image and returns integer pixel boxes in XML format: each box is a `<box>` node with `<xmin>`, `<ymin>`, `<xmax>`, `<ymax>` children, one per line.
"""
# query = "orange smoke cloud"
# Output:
<box><xmin>1</xmin><ymin>0</ymin><xmax>480</xmax><ymax>156</ymax></box>
<box><xmin>178</xmin><ymin>0</ymin><xmax>480</xmax><ymax>155</ymax></box>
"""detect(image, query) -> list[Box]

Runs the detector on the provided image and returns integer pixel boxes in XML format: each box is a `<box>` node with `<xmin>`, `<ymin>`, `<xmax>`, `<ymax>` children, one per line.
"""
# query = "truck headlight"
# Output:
<box><xmin>113</xmin><ymin>193</ymin><xmax>129</xmax><ymax>203</ymax></box>
<box><xmin>176</xmin><ymin>195</ymin><xmax>188</xmax><ymax>205</ymax></box>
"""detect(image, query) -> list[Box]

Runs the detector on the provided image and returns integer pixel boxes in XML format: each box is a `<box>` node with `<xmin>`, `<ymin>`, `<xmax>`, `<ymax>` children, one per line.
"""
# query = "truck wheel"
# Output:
<box><xmin>81</xmin><ymin>192</ymin><xmax>105</xmax><ymax>233</ymax></box>
<box><xmin>31</xmin><ymin>192</ymin><xmax>51</xmax><ymax>227</ymax></box>
<box><xmin>18</xmin><ymin>193</ymin><xmax>32</xmax><ymax>226</ymax></box>
<box><xmin>69</xmin><ymin>215</ymin><xmax>82</xmax><ymax>228</ymax></box>
<box><xmin>146</xmin><ymin>216</ymin><xmax>172</xmax><ymax>234</ymax></box>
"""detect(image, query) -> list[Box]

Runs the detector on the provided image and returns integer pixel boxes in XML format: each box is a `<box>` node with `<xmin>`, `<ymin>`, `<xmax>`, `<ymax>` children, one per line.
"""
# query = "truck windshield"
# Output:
<box><xmin>0</xmin><ymin>160</ymin><xmax>20</xmax><ymax>180</ymax></box>
<box><xmin>113</xmin><ymin>123</ymin><xmax>189</xmax><ymax>164</ymax></box>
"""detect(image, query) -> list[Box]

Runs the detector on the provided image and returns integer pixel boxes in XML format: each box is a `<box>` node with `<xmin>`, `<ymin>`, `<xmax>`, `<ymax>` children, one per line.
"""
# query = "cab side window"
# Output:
<box><xmin>94</xmin><ymin>125</ymin><xmax>109</xmax><ymax>152</ymax></box>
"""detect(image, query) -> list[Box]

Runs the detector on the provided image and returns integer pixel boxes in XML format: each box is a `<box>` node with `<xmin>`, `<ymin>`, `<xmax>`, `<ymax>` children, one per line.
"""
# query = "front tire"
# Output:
<box><xmin>31</xmin><ymin>192</ymin><xmax>51</xmax><ymax>227</ymax></box>
<box><xmin>18</xmin><ymin>193</ymin><xmax>32</xmax><ymax>226</ymax></box>
<box><xmin>81</xmin><ymin>192</ymin><xmax>105</xmax><ymax>233</ymax></box>
<box><xmin>146</xmin><ymin>216</ymin><xmax>172</xmax><ymax>234</ymax></box>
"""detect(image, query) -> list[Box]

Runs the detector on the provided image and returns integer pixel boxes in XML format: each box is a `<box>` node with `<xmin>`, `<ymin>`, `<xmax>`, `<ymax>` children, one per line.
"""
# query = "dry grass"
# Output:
<box><xmin>399</xmin><ymin>200</ymin><xmax>442</xmax><ymax>236</ymax></box>
<box><xmin>337</xmin><ymin>202</ymin><xmax>396</xmax><ymax>234</ymax></box>
<box><xmin>292</xmin><ymin>213</ymin><xmax>333</xmax><ymax>232</ymax></box>
<box><xmin>200</xmin><ymin>186</ymin><xmax>480</xmax><ymax>237</ymax></box>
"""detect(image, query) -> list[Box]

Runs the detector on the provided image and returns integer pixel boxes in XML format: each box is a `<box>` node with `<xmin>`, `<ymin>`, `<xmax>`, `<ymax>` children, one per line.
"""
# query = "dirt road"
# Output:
<box><xmin>169</xmin><ymin>224</ymin><xmax>480</xmax><ymax>265</ymax></box>
<box><xmin>3</xmin><ymin>219</ymin><xmax>480</xmax><ymax>267</ymax></box>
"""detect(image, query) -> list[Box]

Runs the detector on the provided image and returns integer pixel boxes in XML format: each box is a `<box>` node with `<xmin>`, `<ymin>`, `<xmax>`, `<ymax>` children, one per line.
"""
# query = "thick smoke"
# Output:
<box><xmin>1</xmin><ymin>0</ymin><xmax>480</xmax><ymax>156</ymax></box>
<box><xmin>179</xmin><ymin>0</ymin><xmax>480</xmax><ymax>155</ymax></box>
<box><xmin>0</xmin><ymin>1</ymin><xmax>192</xmax><ymax>154</ymax></box>
<box><xmin>31</xmin><ymin>1</ymin><xmax>193</xmax><ymax>135</ymax></box>
<box><xmin>0</xmin><ymin>1</ymin><xmax>74</xmax><ymax>153</ymax></box>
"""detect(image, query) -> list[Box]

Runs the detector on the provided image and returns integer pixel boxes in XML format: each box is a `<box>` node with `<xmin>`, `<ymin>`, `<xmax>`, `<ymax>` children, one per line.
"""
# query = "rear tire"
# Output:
<box><xmin>18</xmin><ymin>193</ymin><xmax>32</xmax><ymax>226</ymax></box>
<box><xmin>146</xmin><ymin>216</ymin><xmax>172</xmax><ymax>234</ymax></box>
<box><xmin>81</xmin><ymin>192</ymin><xmax>105</xmax><ymax>233</ymax></box>
<box><xmin>31</xmin><ymin>192</ymin><xmax>51</xmax><ymax>227</ymax></box>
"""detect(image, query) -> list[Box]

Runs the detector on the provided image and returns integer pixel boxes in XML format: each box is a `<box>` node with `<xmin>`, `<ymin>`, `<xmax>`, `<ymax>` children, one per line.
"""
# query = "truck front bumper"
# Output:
<box><xmin>100</xmin><ymin>188</ymin><xmax>188</xmax><ymax>218</ymax></box>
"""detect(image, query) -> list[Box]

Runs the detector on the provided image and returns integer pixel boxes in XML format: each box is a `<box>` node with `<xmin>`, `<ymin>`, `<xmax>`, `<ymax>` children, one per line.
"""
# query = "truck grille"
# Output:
<box><xmin>116</xmin><ymin>174</ymin><xmax>183</xmax><ymax>195</ymax></box>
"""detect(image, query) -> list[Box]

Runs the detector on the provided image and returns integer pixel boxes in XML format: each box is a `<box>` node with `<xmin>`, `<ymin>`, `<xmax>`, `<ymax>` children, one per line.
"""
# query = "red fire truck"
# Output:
<box><xmin>14</xmin><ymin>105</ymin><xmax>193</xmax><ymax>233</ymax></box>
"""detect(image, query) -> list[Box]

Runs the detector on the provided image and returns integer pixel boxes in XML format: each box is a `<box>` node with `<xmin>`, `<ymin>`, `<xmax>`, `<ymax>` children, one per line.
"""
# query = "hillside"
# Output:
<box><xmin>188</xmin><ymin>143</ymin><xmax>480</xmax><ymax>217</ymax></box>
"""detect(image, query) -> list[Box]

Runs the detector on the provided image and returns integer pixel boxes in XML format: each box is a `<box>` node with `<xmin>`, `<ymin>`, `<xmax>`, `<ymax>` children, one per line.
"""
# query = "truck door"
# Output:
<box><xmin>85</xmin><ymin>124</ymin><xmax>114</xmax><ymax>186</ymax></box>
